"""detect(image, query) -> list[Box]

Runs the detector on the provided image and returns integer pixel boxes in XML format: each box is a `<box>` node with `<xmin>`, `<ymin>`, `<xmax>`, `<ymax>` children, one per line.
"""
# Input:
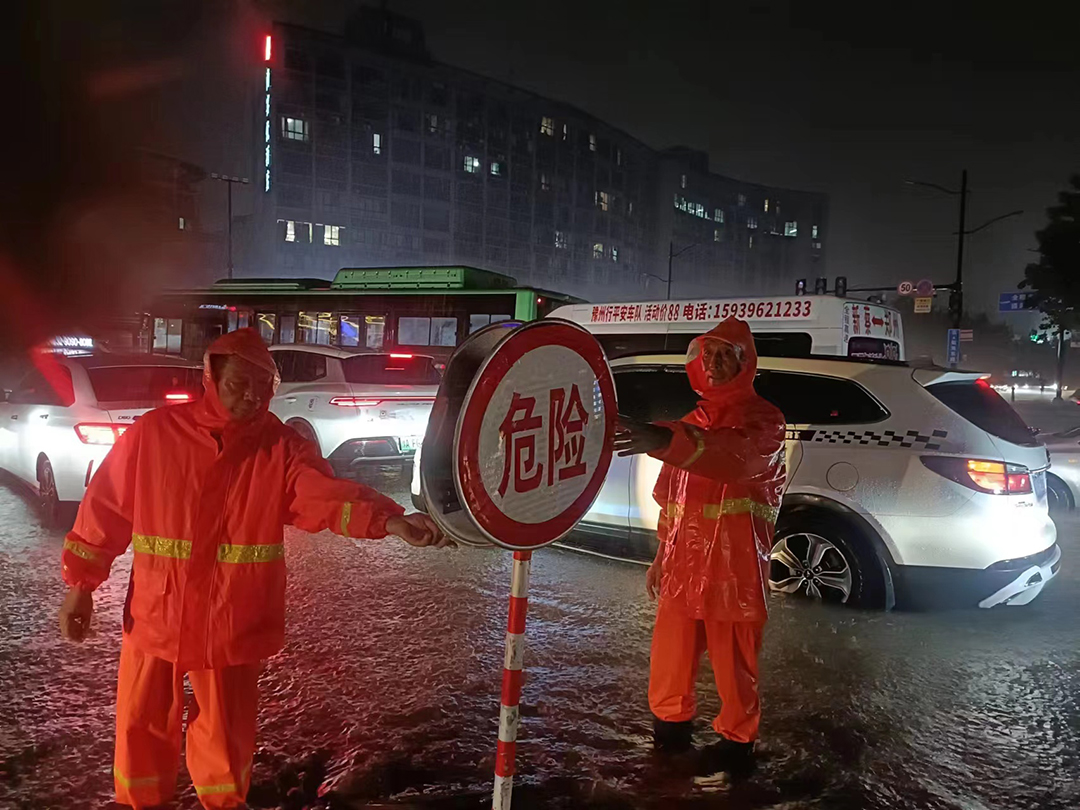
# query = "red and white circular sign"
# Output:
<box><xmin>454</xmin><ymin>320</ymin><xmax>617</xmax><ymax>550</ymax></box>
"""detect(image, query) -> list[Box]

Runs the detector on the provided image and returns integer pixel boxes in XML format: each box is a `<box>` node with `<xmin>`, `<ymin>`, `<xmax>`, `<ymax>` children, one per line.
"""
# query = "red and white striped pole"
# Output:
<box><xmin>493</xmin><ymin>549</ymin><xmax>532</xmax><ymax>810</ymax></box>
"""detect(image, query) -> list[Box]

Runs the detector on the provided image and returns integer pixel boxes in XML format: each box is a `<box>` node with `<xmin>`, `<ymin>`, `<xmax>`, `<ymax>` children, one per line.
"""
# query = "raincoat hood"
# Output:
<box><xmin>199</xmin><ymin>328</ymin><xmax>281</xmax><ymax>428</ymax></box>
<box><xmin>685</xmin><ymin>317</ymin><xmax>758</xmax><ymax>403</ymax></box>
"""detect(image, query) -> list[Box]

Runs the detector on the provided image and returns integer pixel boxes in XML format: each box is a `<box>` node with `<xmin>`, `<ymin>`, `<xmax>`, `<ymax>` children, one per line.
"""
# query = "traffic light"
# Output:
<box><xmin>834</xmin><ymin>276</ymin><xmax>848</xmax><ymax>298</ymax></box>
<box><xmin>948</xmin><ymin>289</ymin><xmax>961</xmax><ymax>322</ymax></box>
<box><xmin>795</xmin><ymin>278</ymin><xmax>807</xmax><ymax>295</ymax></box>
<box><xmin>814</xmin><ymin>277</ymin><xmax>828</xmax><ymax>295</ymax></box>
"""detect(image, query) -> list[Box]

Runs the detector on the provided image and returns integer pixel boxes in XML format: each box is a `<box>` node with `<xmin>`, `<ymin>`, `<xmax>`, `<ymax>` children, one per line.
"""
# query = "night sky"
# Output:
<box><xmin>6</xmin><ymin>1</ymin><xmax>1080</xmax><ymax>337</ymax></box>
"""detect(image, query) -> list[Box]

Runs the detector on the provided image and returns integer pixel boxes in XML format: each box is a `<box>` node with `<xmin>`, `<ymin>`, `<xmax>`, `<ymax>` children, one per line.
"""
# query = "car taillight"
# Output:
<box><xmin>75</xmin><ymin>423</ymin><xmax>128</xmax><ymax>445</ymax></box>
<box><xmin>921</xmin><ymin>456</ymin><xmax>1033</xmax><ymax>495</ymax></box>
<box><xmin>329</xmin><ymin>397</ymin><xmax>383</xmax><ymax>407</ymax></box>
<box><xmin>389</xmin><ymin>353</ymin><xmax>413</xmax><ymax>359</ymax></box>
<box><xmin>165</xmin><ymin>392</ymin><xmax>191</xmax><ymax>402</ymax></box>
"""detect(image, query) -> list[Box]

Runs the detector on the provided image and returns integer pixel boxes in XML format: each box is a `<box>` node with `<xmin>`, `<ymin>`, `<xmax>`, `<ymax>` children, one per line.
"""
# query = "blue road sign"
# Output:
<box><xmin>999</xmin><ymin>291</ymin><xmax>1034</xmax><ymax>313</ymax></box>
<box><xmin>947</xmin><ymin>328</ymin><xmax>961</xmax><ymax>366</ymax></box>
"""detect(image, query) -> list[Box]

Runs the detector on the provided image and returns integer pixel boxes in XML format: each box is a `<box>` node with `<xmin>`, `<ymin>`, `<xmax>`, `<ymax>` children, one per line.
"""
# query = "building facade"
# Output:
<box><xmin>246</xmin><ymin>9</ymin><xmax>827</xmax><ymax>302</ymax></box>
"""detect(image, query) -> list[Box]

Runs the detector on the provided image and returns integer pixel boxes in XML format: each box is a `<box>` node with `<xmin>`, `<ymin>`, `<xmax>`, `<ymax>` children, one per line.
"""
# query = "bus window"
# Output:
<box><xmin>280</xmin><ymin>314</ymin><xmax>296</xmax><ymax>345</ymax></box>
<box><xmin>238</xmin><ymin>312</ymin><xmax>250</xmax><ymax>329</ymax></box>
<box><xmin>399</xmin><ymin>316</ymin><xmax>458</xmax><ymax>346</ymax></box>
<box><xmin>340</xmin><ymin>314</ymin><xmax>361</xmax><ymax>347</ymax></box>
<box><xmin>256</xmin><ymin>313</ymin><xmax>276</xmax><ymax>344</ymax></box>
<box><xmin>365</xmin><ymin>315</ymin><xmax>386</xmax><ymax>349</ymax></box>
<box><xmin>469</xmin><ymin>313</ymin><xmax>513</xmax><ymax>334</ymax></box>
<box><xmin>153</xmin><ymin>318</ymin><xmax>183</xmax><ymax>355</ymax></box>
<box><xmin>298</xmin><ymin>312</ymin><xmax>335</xmax><ymax>345</ymax></box>
<box><xmin>227</xmin><ymin>311</ymin><xmax>238</xmax><ymax>332</ymax></box>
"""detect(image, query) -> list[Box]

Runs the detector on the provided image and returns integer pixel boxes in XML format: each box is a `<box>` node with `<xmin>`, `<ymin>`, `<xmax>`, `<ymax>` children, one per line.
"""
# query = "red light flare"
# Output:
<box><xmin>264</xmin><ymin>35</ymin><xmax>272</xmax><ymax>62</ymax></box>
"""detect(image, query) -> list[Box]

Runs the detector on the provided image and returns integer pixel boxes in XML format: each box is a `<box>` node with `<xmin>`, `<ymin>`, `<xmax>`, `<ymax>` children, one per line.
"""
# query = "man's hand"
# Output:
<box><xmin>59</xmin><ymin>587</ymin><xmax>94</xmax><ymax>642</ymax></box>
<box><xmin>615</xmin><ymin>416</ymin><xmax>674</xmax><ymax>458</ymax></box>
<box><xmin>386</xmin><ymin>513</ymin><xmax>456</xmax><ymax>549</ymax></box>
<box><xmin>646</xmin><ymin>559</ymin><xmax>663</xmax><ymax>602</ymax></box>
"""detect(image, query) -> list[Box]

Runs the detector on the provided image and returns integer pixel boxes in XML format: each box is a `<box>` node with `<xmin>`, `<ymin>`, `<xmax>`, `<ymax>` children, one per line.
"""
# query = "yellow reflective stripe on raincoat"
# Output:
<box><xmin>666</xmin><ymin>499</ymin><xmax>779</xmax><ymax>524</ymax></box>
<box><xmin>195</xmin><ymin>781</ymin><xmax>238</xmax><ymax>797</ymax></box>
<box><xmin>217</xmin><ymin>543</ymin><xmax>285</xmax><ymax>563</ymax></box>
<box><xmin>63</xmin><ymin>538</ymin><xmax>105</xmax><ymax>565</ymax></box>
<box><xmin>113</xmin><ymin>765</ymin><xmax>160</xmax><ymax>789</ymax></box>
<box><xmin>340</xmin><ymin>501</ymin><xmax>353</xmax><ymax>536</ymax></box>
<box><xmin>132</xmin><ymin>534</ymin><xmax>192</xmax><ymax>559</ymax></box>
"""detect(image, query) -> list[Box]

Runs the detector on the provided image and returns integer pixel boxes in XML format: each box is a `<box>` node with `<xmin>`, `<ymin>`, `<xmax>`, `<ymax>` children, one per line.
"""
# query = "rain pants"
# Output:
<box><xmin>646</xmin><ymin>318</ymin><xmax>786</xmax><ymax>742</ymax></box>
<box><xmin>61</xmin><ymin>328</ymin><xmax>405</xmax><ymax>808</ymax></box>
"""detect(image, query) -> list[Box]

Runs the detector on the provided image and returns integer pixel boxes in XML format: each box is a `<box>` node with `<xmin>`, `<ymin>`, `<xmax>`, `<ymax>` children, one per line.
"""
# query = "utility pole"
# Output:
<box><xmin>953</xmin><ymin>169</ymin><xmax>968</xmax><ymax>329</ymax></box>
<box><xmin>667</xmin><ymin>241</ymin><xmax>698</xmax><ymax>300</ymax></box>
<box><xmin>210</xmin><ymin>173</ymin><xmax>249</xmax><ymax>279</ymax></box>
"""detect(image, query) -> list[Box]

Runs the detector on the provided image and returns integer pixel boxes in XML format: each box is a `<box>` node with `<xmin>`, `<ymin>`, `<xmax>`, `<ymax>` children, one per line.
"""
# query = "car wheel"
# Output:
<box><xmin>37</xmin><ymin>458</ymin><xmax>62</xmax><ymax>529</ymax></box>
<box><xmin>286</xmin><ymin>419</ymin><xmax>319</xmax><ymax>449</ymax></box>
<box><xmin>769</xmin><ymin>512</ymin><xmax>885</xmax><ymax>608</ymax></box>
<box><xmin>1046</xmin><ymin>473</ymin><xmax>1074</xmax><ymax>514</ymax></box>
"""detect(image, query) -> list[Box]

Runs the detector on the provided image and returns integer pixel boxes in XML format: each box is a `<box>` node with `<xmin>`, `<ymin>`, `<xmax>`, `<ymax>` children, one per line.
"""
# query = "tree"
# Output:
<box><xmin>1021</xmin><ymin>174</ymin><xmax>1080</xmax><ymax>398</ymax></box>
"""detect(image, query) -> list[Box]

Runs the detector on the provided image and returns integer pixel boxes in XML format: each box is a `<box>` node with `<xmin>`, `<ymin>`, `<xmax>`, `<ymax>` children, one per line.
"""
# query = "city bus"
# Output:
<box><xmin>145</xmin><ymin>266</ymin><xmax>582</xmax><ymax>363</ymax></box>
<box><xmin>549</xmin><ymin>295</ymin><xmax>906</xmax><ymax>361</ymax></box>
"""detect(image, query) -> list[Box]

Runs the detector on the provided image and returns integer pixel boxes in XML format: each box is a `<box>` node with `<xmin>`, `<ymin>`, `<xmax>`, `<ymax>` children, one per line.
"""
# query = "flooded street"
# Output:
<box><xmin>1</xmin><ymin>472</ymin><xmax>1079</xmax><ymax>809</ymax></box>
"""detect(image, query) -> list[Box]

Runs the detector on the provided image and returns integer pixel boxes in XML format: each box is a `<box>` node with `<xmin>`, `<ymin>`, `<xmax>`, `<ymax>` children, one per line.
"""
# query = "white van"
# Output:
<box><xmin>548</xmin><ymin>295</ymin><xmax>905</xmax><ymax>362</ymax></box>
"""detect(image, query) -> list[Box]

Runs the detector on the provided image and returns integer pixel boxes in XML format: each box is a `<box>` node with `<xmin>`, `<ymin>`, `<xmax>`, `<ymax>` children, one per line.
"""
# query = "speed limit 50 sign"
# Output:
<box><xmin>454</xmin><ymin>320</ymin><xmax>617</xmax><ymax>550</ymax></box>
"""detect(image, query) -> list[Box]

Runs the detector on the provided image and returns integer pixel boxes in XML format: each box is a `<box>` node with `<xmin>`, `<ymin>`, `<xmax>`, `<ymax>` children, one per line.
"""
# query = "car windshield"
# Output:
<box><xmin>926</xmin><ymin>380</ymin><xmax>1037</xmax><ymax>446</ymax></box>
<box><xmin>87</xmin><ymin>366</ymin><xmax>203</xmax><ymax>404</ymax></box>
<box><xmin>341</xmin><ymin>354</ymin><xmax>441</xmax><ymax>386</ymax></box>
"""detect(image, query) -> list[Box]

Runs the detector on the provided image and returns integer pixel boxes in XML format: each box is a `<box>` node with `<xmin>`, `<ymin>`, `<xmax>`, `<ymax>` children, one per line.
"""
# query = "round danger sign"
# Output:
<box><xmin>454</xmin><ymin>320</ymin><xmax>617</xmax><ymax>550</ymax></box>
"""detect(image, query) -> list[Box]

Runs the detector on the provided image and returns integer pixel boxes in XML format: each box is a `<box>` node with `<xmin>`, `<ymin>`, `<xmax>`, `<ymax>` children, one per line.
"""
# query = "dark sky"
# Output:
<box><xmin>9</xmin><ymin>0</ymin><xmax>1077</xmax><ymax>337</ymax></box>
<box><xmin>260</xmin><ymin>0</ymin><xmax>1080</xmax><ymax>319</ymax></box>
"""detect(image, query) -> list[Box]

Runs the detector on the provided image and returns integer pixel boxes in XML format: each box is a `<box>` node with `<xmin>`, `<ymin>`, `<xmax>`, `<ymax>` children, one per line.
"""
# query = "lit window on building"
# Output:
<box><xmin>285</xmin><ymin>220</ymin><xmax>296</xmax><ymax>242</ymax></box>
<box><xmin>628</xmin><ymin>201</ymin><xmax>634</xmax><ymax>216</ymax></box>
<box><xmin>555</xmin><ymin>231</ymin><xmax>568</xmax><ymax>249</ymax></box>
<box><xmin>694</xmin><ymin>203</ymin><xmax>705</xmax><ymax>218</ymax></box>
<box><xmin>324</xmin><ymin>224</ymin><xmax>342</xmax><ymax>246</ymax></box>
<box><xmin>749</xmin><ymin>234</ymin><xmax>754</xmax><ymax>249</ymax></box>
<box><xmin>464</xmin><ymin>155</ymin><xmax>481</xmax><ymax>174</ymax></box>
<box><xmin>747</xmin><ymin>216</ymin><xmax>758</xmax><ymax>229</ymax></box>
<box><xmin>540</xmin><ymin>116</ymin><xmax>555</xmax><ymax>136</ymax></box>
<box><xmin>813</xmin><ymin>241</ymin><xmax>823</xmax><ymax>250</ymax></box>
<box><xmin>776</xmin><ymin>203</ymin><xmax>781</xmax><ymax>216</ymax></box>
<box><xmin>593</xmin><ymin>242</ymin><xmax>604</xmax><ymax>259</ymax></box>
<box><xmin>738</xmin><ymin>193</ymin><xmax>746</xmax><ymax>207</ymax></box>
<box><xmin>427</xmin><ymin>114</ymin><xmax>439</xmax><ymax>134</ymax></box>
<box><xmin>596</xmin><ymin>191</ymin><xmax>610</xmax><ymax>211</ymax></box>
<box><xmin>714</xmin><ymin>208</ymin><xmax>724</xmax><ymax>223</ymax></box>
<box><xmin>764</xmin><ymin>198</ymin><xmax>769</xmax><ymax>212</ymax></box>
<box><xmin>562</xmin><ymin>123</ymin><xmax>568</xmax><ymax>141</ymax></box>
<box><xmin>540</xmin><ymin>173</ymin><xmax>550</xmax><ymax>191</ymax></box>
<box><xmin>714</xmin><ymin>228</ymin><xmax>723</xmax><ymax>242</ymax></box>
<box><xmin>616</xmin><ymin>148</ymin><xmax>622</xmax><ymax>166</ymax></box>
<box><xmin>282</xmin><ymin>117</ymin><xmax>309</xmax><ymax>142</ymax></box>
<box><xmin>784</xmin><ymin>221</ymin><xmax>798</xmax><ymax>237</ymax></box>
<box><xmin>178</xmin><ymin>217</ymin><xmax>186</xmax><ymax>230</ymax></box>
<box><xmin>373</xmin><ymin>133</ymin><xmax>382</xmax><ymax>155</ymax></box>
<box><xmin>589</xmin><ymin>134</ymin><xmax>597</xmax><ymax>152</ymax></box>
<box><xmin>611</xmin><ymin>246</ymin><xmax>618</xmax><ymax>262</ymax></box>
<box><xmin>491</xmin><ymin>161</ymin><xmax>503</xmax><ymax>177</ymax></box>
<box><xmin>681</xmin><ymin>174</ymin><xmax>687</xmax><ymax>189</ymax></box>
<box><xmin>812</xmin><ymin>224</ymin><xmax>819</xmax><ymax>239</ymax></box>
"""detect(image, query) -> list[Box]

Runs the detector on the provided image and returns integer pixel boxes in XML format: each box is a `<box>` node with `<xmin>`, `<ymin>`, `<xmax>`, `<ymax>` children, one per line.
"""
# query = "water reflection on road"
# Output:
<box><xmin>1</xmin><ymin>473</ymin><xmax>1078</xmax><ymax>809</ymax></box>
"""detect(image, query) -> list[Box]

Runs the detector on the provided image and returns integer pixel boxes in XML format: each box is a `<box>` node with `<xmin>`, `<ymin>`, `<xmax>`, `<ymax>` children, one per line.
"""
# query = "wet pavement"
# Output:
<box><xmin>1</xmin><ymin>471</ymin><xmax>1079</xmax><ymax>810</ymax></box>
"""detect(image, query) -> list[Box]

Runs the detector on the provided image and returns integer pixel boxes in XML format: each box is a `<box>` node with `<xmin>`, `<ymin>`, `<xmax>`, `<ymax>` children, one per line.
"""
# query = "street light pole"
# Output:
<box><xmin>953</xmin><ymin>169</ymin><xmax>968</xmax><ymax>329</ymax></box>
<box><xmin>210</xmin><ymin>173</ymin><xmax>250</xmax><ymax>280</ymax></box>
<box><xmin>667</xmin><ymin>241</ymin><xmax>698</xmax><ymax>300</ymax></box>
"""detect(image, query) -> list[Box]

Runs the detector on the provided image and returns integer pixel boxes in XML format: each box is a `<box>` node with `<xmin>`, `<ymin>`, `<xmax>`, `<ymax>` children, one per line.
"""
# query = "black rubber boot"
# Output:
<box><xmin>652</xmin><ymin>718</ymin><xmax>694</xmax><ymax>753</ymax></box>
<box><xmin>697</xmin><ymin>737</ymin><xmax>756</xmax><ymax>777</ymax></box>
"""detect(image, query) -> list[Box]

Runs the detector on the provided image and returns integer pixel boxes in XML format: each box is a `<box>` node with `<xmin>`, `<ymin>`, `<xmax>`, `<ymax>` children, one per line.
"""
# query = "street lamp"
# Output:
<box><xmin>904</xmin><ymin>171</ymin><xmax>1022</xmax><ymax>328</ymax></box>
<box><xmin>210</xmin><ymin>173</ymin><xmax>250</xmax><ymax>280</ymax></box>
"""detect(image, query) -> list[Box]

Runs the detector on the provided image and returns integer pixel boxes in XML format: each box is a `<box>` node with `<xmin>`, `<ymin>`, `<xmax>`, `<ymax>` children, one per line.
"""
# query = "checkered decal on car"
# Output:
<box><xmin>786</xmin><ymin>428</ymin><xmax>948</xmax><ymax>450</ymax></box>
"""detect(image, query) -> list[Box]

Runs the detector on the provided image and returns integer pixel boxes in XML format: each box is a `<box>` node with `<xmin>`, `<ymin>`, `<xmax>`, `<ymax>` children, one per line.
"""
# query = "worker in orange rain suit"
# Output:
<box><xmin>615</xmin><ymin>317</ymin><xmax>786</xmax><ymax>762</ymax></box>
<box><xmin>57</xmin><ymin>327</ymin><xmax>452</xmax><ymax>810</ymax></box>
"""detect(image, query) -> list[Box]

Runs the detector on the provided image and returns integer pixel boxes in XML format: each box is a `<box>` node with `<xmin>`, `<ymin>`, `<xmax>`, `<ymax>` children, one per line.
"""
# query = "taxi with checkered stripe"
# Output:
<box><xmin>562</xmin><ymin>354</ymin><xmax>1060</xmax><ymax>609</ymax></box>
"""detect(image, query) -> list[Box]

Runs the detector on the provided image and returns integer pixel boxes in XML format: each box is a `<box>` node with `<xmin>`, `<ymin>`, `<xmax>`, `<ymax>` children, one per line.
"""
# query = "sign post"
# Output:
<box><xmin>420</xmin><ymin>319</ymin><xmax>617</xmax><ymax>810</ymax></box>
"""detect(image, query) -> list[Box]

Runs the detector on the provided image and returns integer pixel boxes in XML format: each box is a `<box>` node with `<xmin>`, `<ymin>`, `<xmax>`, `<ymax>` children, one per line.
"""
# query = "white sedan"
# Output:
<box><xmin>0</xmin><ymin>352</ymin><xmax>202</xmax><ymax>526</ymax></box>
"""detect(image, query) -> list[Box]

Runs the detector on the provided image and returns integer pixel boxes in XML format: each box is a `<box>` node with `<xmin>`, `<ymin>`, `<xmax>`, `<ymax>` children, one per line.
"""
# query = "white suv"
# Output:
<box><xmin>0</xmin><ymin>353</ymin><xmax>202</xmax><ymax>526</ymax></box>
<box><xmin>415</xmin><ymin>353</ymin><xmax>1060</xmax><ymax>609</ymax></box>
<box><xmin>269</xmin><ymin>346</ymin><xmax>439</xmax><ymax>476</ymax></box>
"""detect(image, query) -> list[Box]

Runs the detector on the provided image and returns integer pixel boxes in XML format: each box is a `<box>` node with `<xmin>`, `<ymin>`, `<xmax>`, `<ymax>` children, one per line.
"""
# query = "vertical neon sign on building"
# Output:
<box><xmin>264</xmin><ymin>35</ymin><xmax>272</xmax><ymax>192</ymax></box>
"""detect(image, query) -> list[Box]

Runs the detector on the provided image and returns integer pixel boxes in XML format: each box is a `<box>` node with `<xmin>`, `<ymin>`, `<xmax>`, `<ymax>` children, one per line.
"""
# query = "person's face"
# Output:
<box><xmin>213</xmin><ymin>355</ymin><xmax>274</xmax><ymax>421</ymax></box>
<box><xmin>701</xmin><ymin>339</ymin><xmax>743</xmax><ymax>387</ymax></box>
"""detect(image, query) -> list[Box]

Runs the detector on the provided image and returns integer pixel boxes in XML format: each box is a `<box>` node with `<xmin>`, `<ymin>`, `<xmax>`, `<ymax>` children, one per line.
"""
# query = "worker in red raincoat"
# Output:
<box><xmin>57</xmin><ymin>328</ymin><xmax>451</xmax><ymax>809</ymax></box>
<box><xmin>616</xmin><ymin>317</ymin><xmax>786</xmax><ymax>763</ymax></box>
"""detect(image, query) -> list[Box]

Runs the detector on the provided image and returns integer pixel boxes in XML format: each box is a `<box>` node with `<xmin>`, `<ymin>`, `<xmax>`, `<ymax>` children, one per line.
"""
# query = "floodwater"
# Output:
<box><xmin>1</xmin><ymin>473</ymin><xmax>1079</xmax><ymax>809</ymax></box>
